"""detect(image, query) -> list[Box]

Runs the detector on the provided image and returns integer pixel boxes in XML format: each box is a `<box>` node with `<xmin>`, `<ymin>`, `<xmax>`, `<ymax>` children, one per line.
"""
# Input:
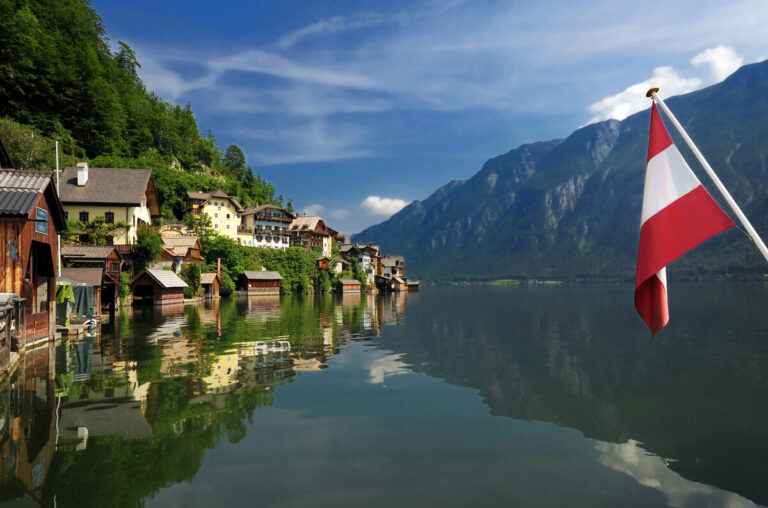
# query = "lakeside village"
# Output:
<box><xmin>0</xmin><ymin>158</ymin><xmax>419</xmax><ymax>375</ymax></box>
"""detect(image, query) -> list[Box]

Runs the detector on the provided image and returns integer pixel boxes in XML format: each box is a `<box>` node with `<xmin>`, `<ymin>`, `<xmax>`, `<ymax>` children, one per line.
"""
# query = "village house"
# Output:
<box><xmin>157</xmin><ymin>236</ymin><xmax>203</xmax><ymax>272</ymax></box>
<box><xmin>289</xmin><ymin>215</ymin><xmax>337</xmax><ymax>257</ymax></box>
<box><xmin>131</xmin><ymin>268</ymin><xmax>187</xmax><ymax>306</ymax></box>
<box><xmin>336</xmin><ymin>279</ymin><xmax>361</xmax><ymax>294</ymax></box>
<box><xmin>238</xmin><ymin>271</ymin><xmax>282</xmax><ymax>295</ymax></box>
<box><xmin>200</xmin><ymin>273</ymin><xmax>220</xmax><ymax>298</ymax></box>
<box><xmin>316</xmin><ymin>256</ymin><xmax>331</xmax><ymax>271</ymax></box>
<box><xmin>61</xmin><ymin>245</ymin><xmax>123</xmax><ymax>281</ymax></box>
<box><xmin>239</xmin><ymin>204</ymin><xmax>294</xmax><ymax>249</ymax></box>
<box><xmin>340</xmin><ymin>243</ymin><xmax>380</xmax><ymax>284</ymax></box>
<box><xmin>58</xmin><ymin>163</ymin><xmax>161</xmax><ymax>245</ymax></box>
<box><xmin>381</xmin><ymin>255</ymin><xmax>405</xmax><ymax>279</ymax></box>
<box><xmin>185</xmin><ymin>190</ymin><xmax>243</xmax><ymax>242</ymax></box>
<box><xmin>0</xmin><ymin>170</ymin><xmax>66</xmax><ymax>348</ymax></box>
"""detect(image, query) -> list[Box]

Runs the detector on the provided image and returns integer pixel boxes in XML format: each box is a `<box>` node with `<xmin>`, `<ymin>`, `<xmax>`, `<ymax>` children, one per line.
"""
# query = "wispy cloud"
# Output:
<box><xmin>587</xmin><ymin>46</ymin><xmax>743</xmax><ymax>123</ymax></box>
<box><xmin>360</xmin><ymin>196</ymin><xmax>408</xmax><ymax>216</ymax></box>
<box><xmin>276</xmin><ymin>13</ymin><xmax>386</xmax><ymax>49</ymax></box>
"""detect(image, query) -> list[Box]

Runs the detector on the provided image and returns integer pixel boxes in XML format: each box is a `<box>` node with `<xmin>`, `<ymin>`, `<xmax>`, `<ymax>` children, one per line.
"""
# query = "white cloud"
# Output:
<box><xmin>303</xmin><ymin>204</ymin><xmax>326</xmax><ymax>216</ymax></box>
<box><xmin>587</xmin><ymin>45</ymin><xmax>743</xmax><ymax>123</ymax></box>
<box><xmin>276</xmin><ymin>13</ymin><xmax>386</xmax><ymax>50</ymax></box>
<box><xmin>691</xmin><ymin>45</ymin><xmax>743</xmax><ymax>81</ymax></box>
<box><xmin>360</xmin><ymin>196</ymin><xmax>408</xmax><ymax>216</ymax></box>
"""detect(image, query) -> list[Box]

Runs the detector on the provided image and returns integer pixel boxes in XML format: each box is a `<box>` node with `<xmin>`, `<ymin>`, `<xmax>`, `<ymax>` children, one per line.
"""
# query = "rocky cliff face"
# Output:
<box><xmin>354</xmin><ymin>61</ymin><xmax>768</xmax><ymax>281</ymax></box>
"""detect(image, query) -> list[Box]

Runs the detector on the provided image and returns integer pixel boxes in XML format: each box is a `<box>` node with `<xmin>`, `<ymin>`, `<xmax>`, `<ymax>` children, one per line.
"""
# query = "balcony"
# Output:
<box><xmin>237</xmin><ymin>226</ymin><xmax>252</xmax><ymax>234</ymax></box>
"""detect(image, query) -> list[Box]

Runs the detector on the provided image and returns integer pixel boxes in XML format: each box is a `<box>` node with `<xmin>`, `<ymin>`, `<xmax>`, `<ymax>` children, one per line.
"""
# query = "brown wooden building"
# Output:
<box><xmin>0</xmin><ymin>171</ymin><xmax>66</xmax><ymax>346</ymax></box>
<box><xmin>158</xmin><ymin>236</ymin><xmax>203</xmax><ymax>272</ymax></box>
<box><xmin>336</xmin><ymin>279</ymin><xmax>361</xmax><ymax>294</ymax></box>
<box><xmin>131</xmin><ymin>268</ymin><xmax>187</xmax><ymax>306</ymax></box>
<box><xmin>316</xmin><ymin>256</ymin><xmax>331</xmax><ymax>270</ymax></box>
<box><xmin>60</xmin><ymin>266</ymin><xmax>117</xmax><ymax>315</ymax></box>
<box><xmin>201</xmin><ymin>272</ymin><xmax>220</xmax><ymax>298</ymax></box>
<box><xmin>61</xmin><ymin>245</ymin><xmax>123</xmax><ymax>279</ymax></box>
<box><xmin>239</xmin><ymin>271</ymin><xmax>282</xmax><ymax>295</ymax></box>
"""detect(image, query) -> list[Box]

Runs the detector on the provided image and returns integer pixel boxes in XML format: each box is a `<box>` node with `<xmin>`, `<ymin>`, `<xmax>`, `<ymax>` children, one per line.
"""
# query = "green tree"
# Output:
<box><xmin>222</xmin><ymin>144</ymin><xmax>246</xmax><ymax>180</ymax></box>
<box><xmin>134</xmin><ymin>226</ymin><xmax>163</xmax><ymax>272</ymax></box>
<box><xmin>118</xmin><ymin>272</ymin><xmax>131</xmax><ymax>303</ymax></box>
<box><xmin>79</xmin><ymin>217</ymin><xmax>130</xmax><ymax>245</ymax></box>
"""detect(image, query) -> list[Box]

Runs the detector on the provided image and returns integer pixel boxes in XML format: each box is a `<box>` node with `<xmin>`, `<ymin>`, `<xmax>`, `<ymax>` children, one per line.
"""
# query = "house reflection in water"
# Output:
<box><xmin>0</xmin><ymin>345</ymin><xmax>56</xmax><ymax>506</ymax></box>
<box><xmin>55</xmin><ymin>338</ymin><xmax>152</xmax><ymax>446</ymax></box>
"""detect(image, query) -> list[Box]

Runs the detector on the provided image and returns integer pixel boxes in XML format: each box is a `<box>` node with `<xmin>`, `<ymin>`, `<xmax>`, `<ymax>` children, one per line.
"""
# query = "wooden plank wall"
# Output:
<box><xmin>0</xmin><ymin>221</ymin><xmax>23</xmax><ymax>294</ymax></box>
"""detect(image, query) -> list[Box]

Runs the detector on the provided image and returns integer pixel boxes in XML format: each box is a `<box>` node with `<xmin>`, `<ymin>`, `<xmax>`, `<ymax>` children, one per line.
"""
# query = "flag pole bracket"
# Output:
<box><xmin>645</xmin><ymin>87</ymin><xmax>659</xmax><ymax>98</ymax></box>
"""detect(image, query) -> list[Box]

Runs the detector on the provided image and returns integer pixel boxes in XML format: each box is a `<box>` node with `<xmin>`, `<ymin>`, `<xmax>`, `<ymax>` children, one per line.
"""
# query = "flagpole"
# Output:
<box><xmin>646</xmin><ymin>87</ymin><xmax>768</xmax><ymax>264</ymax></box>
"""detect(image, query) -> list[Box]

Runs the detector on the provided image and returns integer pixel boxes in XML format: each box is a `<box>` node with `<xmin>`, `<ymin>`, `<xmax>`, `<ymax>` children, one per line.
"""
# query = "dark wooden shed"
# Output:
<box><xmin>131</xmin><ymin>268</ymin><xmax>187</xmax><ymax>306</ymax></box>
<box><xmin>201</xmin><ymin>272</ymin><xmax>220</xmax><ymax>298</ymax></box>
<box><xmin>239</xmin><ymin>271</ymin><xmax>282</xmax><ymax>295</ymax></box>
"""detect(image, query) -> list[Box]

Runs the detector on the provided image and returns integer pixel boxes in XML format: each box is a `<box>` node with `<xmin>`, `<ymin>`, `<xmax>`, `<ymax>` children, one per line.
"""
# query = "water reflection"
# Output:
<box><xmin>1</xmin><ymin>286</ymin><xmax>766</xmax><ymax>507</ymax></box>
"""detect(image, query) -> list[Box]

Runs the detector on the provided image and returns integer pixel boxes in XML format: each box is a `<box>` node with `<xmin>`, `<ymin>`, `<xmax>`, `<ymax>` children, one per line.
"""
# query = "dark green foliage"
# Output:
<box><xmin>118</xmin><ymin>272</ymin><xmax>130</xmax><ymax>303</ymax></box>
<box><xmin>133</xmin><ymin>226</ymin><xmax>163</xmax><ymax>273</ymax></box>
<box><xmin>219</xmin><ymin>271</ymin><xmax>235</xmax><ymax>296</ymax></box>
<box><xmin>181</xmin><ymin>263</ymin><xmax>201</xmax><ymax>298</ymax></box>
<box><xmin>0</xmin><ymin>0</ymin><xmax>280</xmax><ymax>218</ymax></box>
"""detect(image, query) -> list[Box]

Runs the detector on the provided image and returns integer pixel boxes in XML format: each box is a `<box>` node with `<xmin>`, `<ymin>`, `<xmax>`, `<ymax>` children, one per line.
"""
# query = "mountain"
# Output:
<box><xmin>354</xmin><ymin>61</ymin><xmax>768</xmax><ymax>282</ymax></box>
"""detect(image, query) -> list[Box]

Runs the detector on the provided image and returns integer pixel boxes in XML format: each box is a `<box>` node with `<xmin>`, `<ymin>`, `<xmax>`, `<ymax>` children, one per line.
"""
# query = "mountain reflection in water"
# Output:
<box><xmin>0</xmin><ymin>286</ymin><xmax>766</xmax><ymax>507</ymax></box>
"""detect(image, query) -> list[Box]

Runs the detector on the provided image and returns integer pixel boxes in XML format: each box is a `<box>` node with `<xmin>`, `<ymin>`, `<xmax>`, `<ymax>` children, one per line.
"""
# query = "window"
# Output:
<box><xmin>110</xmin><ymin>262</ymin><xmax>120</xmax><ymax>272</ymax></box>
<box><xmin>214</xmin><ymin>213</ymin><xmax>218</xmax><ymax>218</ymax></box>
<box><xmin>227</xmin><ymin>224</ymin><xmax>230</xmax><ymax>229</ymax></box>
<box><xmin>215</xmin><ymin>223</ymin><xmax>219</xmax><ymax>228</ymax></box>
<box><xmin>35</xmin><ymin>207</ymin><xmax>48</xmax><ymax>234</ymax></box>
<box><xmin>226</xmin><ymin>214</ymin><xmax>230</xmax><ymax>219</ymax></box>
<box><xmin>105</xmin><ymin>211</ymin><xmax>114</xmax><ymax>224</ymax></box>
<box><xmin>79</xmin><ymin>211</ymin><xmax>89</xmax><ymax>222</ymax></box>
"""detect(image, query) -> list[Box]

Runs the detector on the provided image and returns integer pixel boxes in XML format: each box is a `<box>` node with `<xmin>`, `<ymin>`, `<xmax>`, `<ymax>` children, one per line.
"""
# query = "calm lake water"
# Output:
<box><xmin>2</xmin><ymin>284</ymin><xmax>768</xmax><ymax>507</ymax></box>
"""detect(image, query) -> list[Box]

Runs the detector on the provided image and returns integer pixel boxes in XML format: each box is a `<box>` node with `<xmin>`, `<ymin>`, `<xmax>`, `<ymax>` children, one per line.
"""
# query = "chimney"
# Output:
<box><xmin>76</xmin><ymin>162</ymin><xmax>89</xmax><ymax>186</ymax></box>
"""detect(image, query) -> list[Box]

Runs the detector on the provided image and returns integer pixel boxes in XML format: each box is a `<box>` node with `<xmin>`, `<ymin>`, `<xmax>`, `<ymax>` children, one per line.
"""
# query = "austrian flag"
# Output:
<box><xmin>635</xmin><ymin>104</ymin><xmax>734</xmax><ymax>336</ymax></box>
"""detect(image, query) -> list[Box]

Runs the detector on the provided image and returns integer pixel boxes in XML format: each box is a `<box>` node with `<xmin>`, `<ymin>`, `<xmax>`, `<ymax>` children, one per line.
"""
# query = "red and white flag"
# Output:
<box><xmin>635</xmin><ymin>104</ymin><xmax>735</xmax><ymax>336</ymax></box>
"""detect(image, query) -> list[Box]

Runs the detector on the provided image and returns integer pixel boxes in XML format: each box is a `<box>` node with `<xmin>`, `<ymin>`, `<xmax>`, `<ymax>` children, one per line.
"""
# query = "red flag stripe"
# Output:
<box><xmin>647</xmin><ymin>103</ymin><xmax>673</xmax><ymax>162</ymax></box>
<box><xmin>634</xmin><ymin>273</ymin><xmax>669</xmax><ymax>337</ymax></box>
<box><xmin>636</xmin><ymin>184</ymin><xmax>734</xmax><ymax>286</ymax></box>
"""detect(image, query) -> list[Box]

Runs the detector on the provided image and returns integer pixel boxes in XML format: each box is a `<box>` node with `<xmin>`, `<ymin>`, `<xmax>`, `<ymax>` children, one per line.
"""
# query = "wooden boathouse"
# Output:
<box><xmin>239</xmin><ymin>271</ymin><xmax>282</xmax><ymax>295</ymax></box>
<box><xmin>201</xmin><ymin>273</ymin><xmax>220</xmax><ymax>298</ymax></box>
<box><xmin>0</xmin><ymin>170</ymin><xmax>66</xmax><ymax>349</ymax></box>
<box><xmin>336</xmin><ymin>279</ymin><xmax>361</xmax><ymax>294</ymax></box>
<box><xmin>131</xmin><ymin>268</ymin><xmax>187</xmax><ymax>306</ymax></box>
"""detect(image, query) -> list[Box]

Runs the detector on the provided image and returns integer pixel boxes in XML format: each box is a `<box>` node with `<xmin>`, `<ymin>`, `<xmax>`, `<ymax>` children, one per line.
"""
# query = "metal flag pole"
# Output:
<box><xmin>646</xmin><ymin>87</ymin><xmax>768</xmax><ymax>264</ymax></box>
<box><xmin>56</xmin><ymin>140</ymin><xmax>62</xmax><ymax>274</ymax></box>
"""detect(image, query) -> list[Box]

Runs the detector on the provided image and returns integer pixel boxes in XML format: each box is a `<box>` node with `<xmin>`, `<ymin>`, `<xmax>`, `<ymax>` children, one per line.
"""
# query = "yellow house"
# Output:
<box><xmin>59</xmin><ymin>163</ymin><xmax>161</xmax><ymax>244</ymax></box>
<box><xmin>185</xmin><ymin>190</ymin><xmax>243</xmax><ymax>242</ymax></box>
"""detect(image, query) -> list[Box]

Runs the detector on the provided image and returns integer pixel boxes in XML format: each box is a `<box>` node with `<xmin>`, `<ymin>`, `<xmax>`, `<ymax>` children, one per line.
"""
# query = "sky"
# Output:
<box><xmin>90</xmin><ymin>0</ymin><xmax>768</xmax><ymax>234</ymax></box>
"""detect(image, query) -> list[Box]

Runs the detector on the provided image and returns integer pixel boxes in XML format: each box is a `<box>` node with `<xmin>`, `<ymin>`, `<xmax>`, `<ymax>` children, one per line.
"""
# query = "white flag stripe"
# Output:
<box><xmin>641</xmin><ymin>144</ymin><xmax>701</xmax><ymax>224</ymax></box>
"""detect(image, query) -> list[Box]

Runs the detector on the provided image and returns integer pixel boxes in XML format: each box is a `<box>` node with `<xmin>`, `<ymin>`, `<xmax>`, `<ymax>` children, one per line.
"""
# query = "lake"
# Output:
<box><xmin>2</xmin><ymin>284</ymin><xmax>768</xmax><ymax>507</ymax></box>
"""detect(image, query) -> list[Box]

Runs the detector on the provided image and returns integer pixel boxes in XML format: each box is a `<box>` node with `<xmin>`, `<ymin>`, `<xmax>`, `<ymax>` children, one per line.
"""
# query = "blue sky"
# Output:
<box><xmin>91</xmin><ymin>0</ymin><xmax>768</xmax><ymax>234</ymax></box>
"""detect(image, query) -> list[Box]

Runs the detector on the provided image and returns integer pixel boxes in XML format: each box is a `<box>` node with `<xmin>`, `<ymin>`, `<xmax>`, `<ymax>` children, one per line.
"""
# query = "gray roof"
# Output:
<box><xmin>382</xmin><ymin>255</ymin><xmax>404</xmax><ymax>266</ymax></box>
<box><xmin>59</xmin><ymin>167</ymin><xmax>152</xmax><ymax>205</ymax></box>
<box><xmin>0</xmin><ymin>170</ymin><xmax>66</xmax><ymax>228</ymax></box>
<box><xmin>339</xmin><ymin>279</ymin><xmax>361</xmax><ymax>285</ymax></box>
<box><xmin>61</xmin><ymin>245</ymin><xmax>117</xmax><ymax>260</ymax></box>
<box><xmin>0</xmin><ymin>170</ymin><xmax>51</xmax><ymax>217</ymax></box>
<box><xmin>136</xmin><ymin>268</ymin><xmax>188</xmax><ymax>288</ymax></box>
<box><xmin>241</xmin><ymin>203</ymin><xmax>294</xmax><ymax>217</ymax></box>
<box><xmin>61</xmin><ymin>267</ymin><xmax>105</xmax><ymax>287</ymax></box>
<box><xmin>242</xmin><ymin>270</ymin><xmax>282</xmax><ymax>280</ymax></box>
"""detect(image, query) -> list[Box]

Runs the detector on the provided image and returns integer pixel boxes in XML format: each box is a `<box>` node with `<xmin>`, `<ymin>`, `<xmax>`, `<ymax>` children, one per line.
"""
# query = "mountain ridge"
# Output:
<box><xmin>354</xmin><ymin>61</ymin><xmax>768</xmax><ymax>281</ymax></box>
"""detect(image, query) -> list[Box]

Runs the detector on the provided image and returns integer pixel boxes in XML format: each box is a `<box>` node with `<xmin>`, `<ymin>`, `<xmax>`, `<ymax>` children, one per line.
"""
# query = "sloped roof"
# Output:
<box><xmin>186</xmin><ymin>190</ymin><xmax>244</xmax><ymax>211</ymax></box>
<box><xmin>162</xmin><ymin>236</ymin><xmax>199</xmax><ymax>248</ymax></box>
<box><xmin>242</xmin><ymin>204</ymin><xmax>294</xmax><ymax>217</ymax></box>
<box><xmin>60</xmin><ymin>167</ymin><xmax>152</xmax><ymax>206</ymax></box>
<box><xmin>339</xmin><ymin>279</ymin><xmax>361</xmax><ymax>285</ymax></box>
<box><xmin>242</xmin><ymin>270</ymin><xmax>282</xmax><ymax>280</ymax></box>
<box><xmin>136</xmin><ymin>268</ymin><xmax>188</xmax><ymax>288</ymax></box>
<box><xmin>61</xmin><ymin>267</ymin><xmax>104</xmax><ymax>287</ymax></box>
<box><xmin>0</xmin><ymin>170</ymin><xmax>66</xmax><ymax>228</ymax></box>
<box><xmin>382</xmin><ymin>255</ymin><xmax>404</xmax><ymax>266</ymax></box>
<box><xmin>289</xmin><ymin>215</ymin><xmax>321</xmax><ymax>231</ymax></box>
<box><xmin>61</xmin><ymin>245</ymin><xmax>117</xmax><ymax>260</ymax></box>
<box><xmin>200</xmin><ymin>273</ymin><xmax>219</xmax><ymax>285</ymax></box>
